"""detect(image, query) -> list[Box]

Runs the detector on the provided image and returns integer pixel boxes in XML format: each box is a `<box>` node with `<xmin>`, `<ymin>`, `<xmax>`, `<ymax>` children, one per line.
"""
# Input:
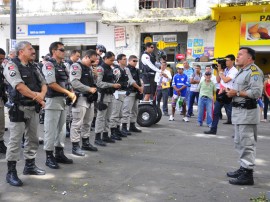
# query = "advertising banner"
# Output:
<box><xmin>240</xmin><ymin>13</ymin><xmax>270</xmax><ymax>45</ymax></box>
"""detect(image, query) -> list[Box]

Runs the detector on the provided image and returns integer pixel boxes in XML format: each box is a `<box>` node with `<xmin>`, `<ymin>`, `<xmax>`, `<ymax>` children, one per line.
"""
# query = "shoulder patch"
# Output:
<box><xmin>97</xmin><ymin>68</ymin><xmax>103</xmax><ymax>73</ymax></box>
<box><xmin>8</xmin><ymin>66</ymin><xmax>15</xmax><ymax>70</ymax></box>
<box><xmin>71</xmin><ymin>71</ymin><xmax>76</xmax><ymax>75</ymax></box>
<box><xmin>46</xmin><ymin>65</ymin><xmax>52</xmax><ymax>70</ymax></box>
<box><xmin>73</xmin><ymin>65</ymin><xmax>78</xmax><ymax>70</ymax></box>
<box><xmin>9</xmin><ymin>70</ymin><xmax>16</xmax><ymax>77</ymax></box>
<box><xmin>47</xmin><ymin>71</ymin><xmax>53</xmax><ymax>76</ymax></box>
<box><xmin>146</xmin><ymin>56</ymin><xmax>149</xmax><ymax>59</ymax></box>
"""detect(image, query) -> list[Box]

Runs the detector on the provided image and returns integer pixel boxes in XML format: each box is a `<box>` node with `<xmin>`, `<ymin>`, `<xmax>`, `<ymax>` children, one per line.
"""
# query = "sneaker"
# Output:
<box><xmin>169</xmin><ymin>115</ymin><xmax>175</xmax><ymax>121</ymax></box>
<box><xmin>261</xmin><ymin>119</ymin><xmax>267</xmax><ymax>122</ymax></box>
<box><xmin>183</xmin><ymin>117</ymin><xmax>189</xmax><ymax>122</ymax></box>
<box><xmin>186</xmin><ymin>114</ymin><xmax>191</xmax><ymax>118</ymax></box>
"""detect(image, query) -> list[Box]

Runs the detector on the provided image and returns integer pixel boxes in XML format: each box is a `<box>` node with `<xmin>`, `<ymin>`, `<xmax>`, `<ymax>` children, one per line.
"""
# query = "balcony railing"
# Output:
<box><xmin>139</xmin><ymin>0</ymin><xmax>196</xmax><ymax>9</ymax></box>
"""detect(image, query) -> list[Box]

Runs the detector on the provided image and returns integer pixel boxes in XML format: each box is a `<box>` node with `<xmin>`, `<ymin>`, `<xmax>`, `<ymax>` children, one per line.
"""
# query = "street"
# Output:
<box><xmin>0</xmin><ymin>108</ymin><xmax>270</xmax><ymax>202</ymax></box>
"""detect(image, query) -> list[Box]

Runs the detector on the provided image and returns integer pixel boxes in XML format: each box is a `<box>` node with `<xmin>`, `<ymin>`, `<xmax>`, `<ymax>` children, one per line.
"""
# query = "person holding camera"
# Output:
<box><xmin>42</xmin><ymin>42</ymin><xmax>76</xmax><ymax>169</ymax></box>
<box><xmin>226</xmin><ymin>47</ymin><xmax>263</xmax><ymax>185</ymax></box>
<box><xmin>3</xmin><ymin>41</ymin><xmax>47</xmax><ymax>186</ymax></box>
<box><xmin>204</xmin><ymin>54</ymin><xmax>238</xmax><ymax>135</ymax></box>
<box><xmin>69</xmin><ymin>50</ymin><xmax>98</xmax><ymax>156</ymax></box>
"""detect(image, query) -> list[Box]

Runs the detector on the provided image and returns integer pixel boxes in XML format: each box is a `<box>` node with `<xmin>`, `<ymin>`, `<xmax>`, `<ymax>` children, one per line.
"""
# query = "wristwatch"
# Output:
<box><xmin>236</xmin><ymin>91</ymin><xmax>240</xmax><ymax>96</ymax></box>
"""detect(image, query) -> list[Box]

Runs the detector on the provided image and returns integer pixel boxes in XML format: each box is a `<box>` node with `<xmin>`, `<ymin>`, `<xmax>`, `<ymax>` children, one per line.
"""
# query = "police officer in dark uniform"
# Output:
<box><xmin>96</xmin><ymin>44</ymin><xmax>106</xmax><ymax>66</ymax></box>
<box><xmin>3</xmin><ymin>41</ymin><xmax>47</xmax><ymax>186</ymax></box>
<box><xmin>122</xmin><ymin>55</ymin><xmax>143</xmax><ymax>133</ymax></box>
<box><xmin>69</xmin><ymin>50</ymin><xmax>98</xmax><ymax>156</ymax></box>
<box><xmin>42</xmin><ymin>42</ymin><xmax>76</xmax><ymax>169</ymax></box>
<box><xmin>95</xmin><ymin>51</ymin><xmax>121</xmax><ymax>146</ymax></box>
<box><xmin>141</xmin><ymin>42</ymin><xmax>162</xmax><ymax>101</ymax></box>
<box><xmin>0</xmin><ymin>48</ymin><xmax>7</xmax><ymax>154</ymax></box>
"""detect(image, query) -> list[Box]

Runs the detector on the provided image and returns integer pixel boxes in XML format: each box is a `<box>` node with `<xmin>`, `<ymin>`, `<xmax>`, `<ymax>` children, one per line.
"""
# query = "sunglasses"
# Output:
<box><xmin>205</xmin><ymin>74</ymin><xmax>211</xmax><ymax>76</ymax></box>
<box><xmin>150</xmin><ymin>46</ymin><xmax>154</xmax><ymax>49</ymax></box>
<box><xmin>91</xmin><ymin>60</ymin><xmax>95</xmax><ymax>64</ymax></box>
<box><xmin>133</xmin><ymin>60</ymin><xmax>138</xmax><ymax>62</ymax></box>
<box><xmin>57</xmin><ymin>48</ymin><xmax>65</xmax><ymax>52</ymax></box>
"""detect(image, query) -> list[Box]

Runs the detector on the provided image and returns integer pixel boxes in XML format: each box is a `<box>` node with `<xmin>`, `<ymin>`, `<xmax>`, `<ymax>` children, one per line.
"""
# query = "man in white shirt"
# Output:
<box><xmin>141</xmin><ymin>42</ymin><xmax>162</xmax><ymax>101</ymax></box>
<box><xmin>155</xmin><ymin>61</ymin><xmax>172</xmax><ymax>116</ymax></box>
<box><xmin>205</xmin><ymin>54</ymin><xmax>238</xmax><ymax>135</ymax></box>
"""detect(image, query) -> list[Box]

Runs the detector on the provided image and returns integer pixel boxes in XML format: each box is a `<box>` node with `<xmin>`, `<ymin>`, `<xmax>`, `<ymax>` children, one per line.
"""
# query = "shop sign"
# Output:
<box><xmin>156</xmin><ymin>40</ymin><xmax>178</xmax><ymax>50</ymax></box>
<box><xmin>144</xmin><ymin>36</ymin><xmax>153</xmax><ymax>44</ymax></box>
<box><xmin>192</xmin><ymin>39</ymin><xmax>204</xmax><ymax>58</ymax></box>
<box><xmin>28</xmin><ymin>23</ymin><xmax>85</xmax><ymax>35</ymax></box>
<box><xmin>240</xmin><ymin>13</ymin><xmax>270</xmax><ymax>46</ymax></box>
<box><xmin>153</xmin><ymin>34</ymin><xmax>177</xmax><ymax>42</ymax></box>
<box><xmin>114</xmin><ymin>26</ymin><xmax>126</xmax><ymax>48</ymax></box>
<box><xmin>16</xmin><ymin>25</ymin><xmax>28</xmax><ymax>36</ymax></box>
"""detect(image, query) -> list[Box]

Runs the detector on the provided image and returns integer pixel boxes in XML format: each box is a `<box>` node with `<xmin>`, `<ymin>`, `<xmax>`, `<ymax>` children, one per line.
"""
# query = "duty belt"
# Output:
<box><xmin>232</xmin><ymin>102</ymin><xmax>257</xmax><ymax>109</ymax></box>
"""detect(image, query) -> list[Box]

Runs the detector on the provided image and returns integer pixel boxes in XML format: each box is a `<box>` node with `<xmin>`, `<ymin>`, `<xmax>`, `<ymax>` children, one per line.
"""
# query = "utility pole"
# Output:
<box><xmin>10</xmin><ymin>0</ymin><xmax>16</xmax><ymax>50</ymax></box>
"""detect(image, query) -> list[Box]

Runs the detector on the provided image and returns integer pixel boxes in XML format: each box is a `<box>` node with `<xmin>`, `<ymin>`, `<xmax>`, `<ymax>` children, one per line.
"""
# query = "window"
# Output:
<box><xmin>139</xmin><ymin>0</ymin><xmax>195</xmax><ymax>9</ymax></box>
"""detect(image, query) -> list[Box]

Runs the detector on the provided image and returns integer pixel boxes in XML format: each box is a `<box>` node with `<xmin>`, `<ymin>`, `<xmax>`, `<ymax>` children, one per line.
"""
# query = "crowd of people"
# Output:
<box><xmin>0</xmin><ymin>42</ymin><xmax>267</xmax><ymax>187</ymax></box>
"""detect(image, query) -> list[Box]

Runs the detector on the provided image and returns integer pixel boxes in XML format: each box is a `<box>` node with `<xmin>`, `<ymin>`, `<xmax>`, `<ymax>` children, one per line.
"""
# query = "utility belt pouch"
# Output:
<box><xmin>9</xmin><ymin>105</ymin><xmax>25</xmax><ymax>122</ymax></box>
<box><xmin>245</xmin><ymin>98</ymin><xmax>257</xmax><ymax>109</ymax></box>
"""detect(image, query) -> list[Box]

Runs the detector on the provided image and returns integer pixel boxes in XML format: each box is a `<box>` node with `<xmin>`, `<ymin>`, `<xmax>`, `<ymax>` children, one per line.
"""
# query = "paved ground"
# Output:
<box><xmin>0</xmin><ymin>107</ymin><xmax>270</xmax><ymax>202</ymax></box>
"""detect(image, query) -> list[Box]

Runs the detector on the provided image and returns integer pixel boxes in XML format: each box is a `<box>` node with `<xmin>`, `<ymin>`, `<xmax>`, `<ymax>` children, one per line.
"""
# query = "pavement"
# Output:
<box><xmin>0</xmin><ymin>107</ymin><xmax>270</xmax><ymax>202</ymax></box>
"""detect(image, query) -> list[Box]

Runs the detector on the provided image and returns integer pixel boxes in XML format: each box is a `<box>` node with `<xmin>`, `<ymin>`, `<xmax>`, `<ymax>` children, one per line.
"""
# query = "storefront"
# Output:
<box><xmin>211</xmin><ymin>1</ymin><xmax>270</xmax><ymax>74</ymax></box>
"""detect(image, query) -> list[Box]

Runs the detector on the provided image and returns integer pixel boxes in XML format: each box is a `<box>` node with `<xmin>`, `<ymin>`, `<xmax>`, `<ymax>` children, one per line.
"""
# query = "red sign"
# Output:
<box><xmin>176</xmin><ymin>54</ymin><xmax>185</xmax><ymax>60</ymax></box>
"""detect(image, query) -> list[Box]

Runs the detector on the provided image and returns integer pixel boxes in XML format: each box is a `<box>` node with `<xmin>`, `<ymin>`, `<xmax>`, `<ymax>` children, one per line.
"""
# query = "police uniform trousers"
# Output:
<box><xmin>70</xmin><ymin>97</ymin><xmax>94</xmax><ymax>142</ymax></box>
<box><xmin>122</xmin><ymin>92</ymin><xmax>138</xmax><ymax>124</ymax></box>
<box><xmin>95</xmin><ymin>93</ymin><xmax>114</xmax><ymax>134</ymax></box>
<box><xmin>234</xmin><ymin>124</ymin><xmax>257</xmax><ymax>170</ymax></box>
<box><xmin>6</xmin><ymin>106</ymin><xmax>39</xmax><ymax>161</ymax></box>
<box><xmin>44</xmin><ymin>98</ymin><xmax>66</xmax><ymax>151</ymax></box>
<box><xmin>66</xmin><ymin>105</ymin><xmax>72</xmax><ymax>124</ymax></box>
<box><xmin>0</xmin><ymin>98</ymin><xmax>5</xmax><ymax>141</ymax></box>
<box><xmin>110</xmin><ymin>91</ymin><xmax>126</xmax><ymax>128</ymax></box>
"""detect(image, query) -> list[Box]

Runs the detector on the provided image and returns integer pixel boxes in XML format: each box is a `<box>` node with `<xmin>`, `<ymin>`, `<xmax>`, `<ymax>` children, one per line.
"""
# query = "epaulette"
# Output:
<box><xmin>250</xmin><ymin>65</ymin><xmax>260</xmax><ymax>76</ymax></box>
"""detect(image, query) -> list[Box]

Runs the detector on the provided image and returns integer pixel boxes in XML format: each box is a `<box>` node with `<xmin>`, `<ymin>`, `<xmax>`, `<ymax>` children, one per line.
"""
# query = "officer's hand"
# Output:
<box><xmin>68</xmin><ymin>92</ymin><xmax>77</xmax><ymax>103</ymax></box>
<box><xmin>33</xmin><ymin>92</ymin><xmax>44</xmax><ymax>103</ymax></box>
<box><xmin>89</xmin><ymin>87</ymin><xmax>97</xmax><ymax>94</ymax></box>
<box><xmin>138</xmin><ymin>86</ymin><xmax>143</xmax><ymax>94</ymax></box>
<box><xmin>226</xmin><ymin>88</ymin><xmax>236</xmax><ymax>98</ymax></box>
<box><xmin>113</xmin><ymin>83</ymin><xmax>121</xmax><ymax>89</ymax></box>
<box><xmin>40</xmin><ymin>100</ymin><xmax>45</xmax><ymax>108</ymax></box>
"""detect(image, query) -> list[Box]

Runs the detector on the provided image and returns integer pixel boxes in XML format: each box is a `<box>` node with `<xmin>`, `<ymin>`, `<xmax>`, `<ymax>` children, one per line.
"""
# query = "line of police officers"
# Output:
<box><xmin>1</xmin><ymin>41</ymin><xmax>143</xmax><ymax>187</ymax></box>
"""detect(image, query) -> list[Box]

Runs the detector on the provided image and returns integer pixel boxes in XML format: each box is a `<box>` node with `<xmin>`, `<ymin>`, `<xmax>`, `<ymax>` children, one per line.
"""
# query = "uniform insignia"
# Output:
<box><xmin>146</xmin><ymin>57</ymin><xmax>149</xmax><ymax>59</ymax></box>
<box><xmin>71</xmin><ymin>71</ymin><xmax>76</xmax><ymax>75</ymax></box>
<box><xmin>9</xmin><ymin>66</ymin><xmax>15</xmax><ymax>70</ymax></box>
<box><xmin>97</xmin><ymin>68</ymin><xmax>103</xmax><ymax>73</ymax></box>
<box><xmin>250</xmin><ymin>65</ymin><xmax>257</xmax><ymax>71</ymax></box>
<box><xmin>251</xmin><ymin>72</ymin><xmax>260</xmax><ymax>76</ymax></box>
<box><xmin>46</xmin><ymin>65</ymin><xmax>52</xmax><ymax>70</ymax></box>
<box><xmin>47</xmin><ymin>71</ymin><xmax>53</xmax><ymax>76</ymax></box>
<box><xmin>253</xmin><ymin>75</ymin><xmax>258</xmax><ymax>81</ymax></box>
<box><xmin>73</xmin><ymin>65</ymin><xmax>78</xmax><ymax>70</ymax></box>
<box><xmin>9</xmin><ymin>70</ymin><xmax>16</xmax><ymax>77</ymax></box>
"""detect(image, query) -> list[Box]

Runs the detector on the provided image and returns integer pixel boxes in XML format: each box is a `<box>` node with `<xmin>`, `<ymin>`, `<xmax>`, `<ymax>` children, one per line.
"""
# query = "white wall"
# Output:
<box><xmin>97</xmin><ymin>23</ymin><xmax>115</xmax><ymax>53</ymax></box>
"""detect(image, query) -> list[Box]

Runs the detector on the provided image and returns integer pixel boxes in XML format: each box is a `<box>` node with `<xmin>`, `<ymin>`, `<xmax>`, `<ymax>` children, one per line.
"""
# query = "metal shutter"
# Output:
<box><xmin>60</xmin><ymin>37</ymin><xmax>98</xmax><ymax>46</ymax></box>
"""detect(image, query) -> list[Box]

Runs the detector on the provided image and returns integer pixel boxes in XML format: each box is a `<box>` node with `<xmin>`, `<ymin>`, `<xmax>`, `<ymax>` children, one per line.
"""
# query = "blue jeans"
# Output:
<box><xmin>197</xmin><ymin>96</ymin><xmax>213</xmax><ymax>126</ymax></box>
<box><xmin>157</xmin><ymin>88</ymin><xmax>169</xmax><ymax>113</ymax></box>
<box><xmin>185</xmin><ymin>87</ymin><xmax>190</xmax><ymax>108</ymax></box>
<box><xmin>211</xmin><ymin>100</ymin><xmax>232</xmax><ymax>132</ymax></box>
<box><xmin>188</xmin><ymin>91</ymin><xmax>199</xmax><ymax>116</ymax></box>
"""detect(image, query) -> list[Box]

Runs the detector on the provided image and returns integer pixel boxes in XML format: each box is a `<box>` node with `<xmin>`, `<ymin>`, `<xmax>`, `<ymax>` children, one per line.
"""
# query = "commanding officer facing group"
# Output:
<box><xmin>3</xmin><ymin>41</ymin><xmax>47</xmax><ymax>186</ymax></box>
<box><xmin>42</xmin><ymin>42</ymin><xmax>76</xmax><ymax>169</ymax></box>
<box><xmin>226</xmin><ymin>47</ymin><xmax>264</xmax><ymax>186</ymax></box>
<box><xmin>69</xmin><ymin>50</ymin><xmax>98</xmax><ymax>156</ymax></box>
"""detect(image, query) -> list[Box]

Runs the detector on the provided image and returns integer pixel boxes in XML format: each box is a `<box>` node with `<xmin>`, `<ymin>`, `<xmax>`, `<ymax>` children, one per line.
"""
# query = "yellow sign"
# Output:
<box><xmin>240</xmin><ymin>13</ymin><xmax>270</xmax><ymax>46</ymax></box>
<box><xmin>156</xmin><ymin>40</ymin><xmax>178</xmax><ymax>50</ymax></box>
<box><xmin>144</xmin><ymin>36</ymin><xmax>152</xmax><ymax>44</ymax></box>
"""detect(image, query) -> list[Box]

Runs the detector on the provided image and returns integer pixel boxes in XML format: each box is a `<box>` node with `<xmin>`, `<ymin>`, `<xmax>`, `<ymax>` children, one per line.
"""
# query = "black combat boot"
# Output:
<box><xmin>0</xmin><ymin>140</ymin><xmax>7</xmax><ymax>154</ymax></box>
<box><xmin>116</xmin><ymin>125</ymin><xmax>127</xmax><ymax>137</ymax></box>
<box><xmin>55</xmin><ymin>147</ymin><xmax>73</xmax><ymax>163</ymax></box>
<box><xmin>110</xmin><ymin>128</ymin><xmax>122</xmax><ymax>141</ymax></box>
<box><xmin>94</xmin><ymin>133</ymin><xmax>107</xmax><ymax>146</ymax></box>
<box><xmin>82</xmin><ymin>138</ymin><xmax>98</xmax><ymax>152</ymax></box>
<box><xmin>6</xmin><ymin>161</ymin><xmax>23</xmax><ymax>186</ymax></box>
<box><xmin>72</xmin><ymin>142</ymin><xmax>85</xmax><ymax>156</ymax></box>
<box><xmin>23</xmin><ymin>159</ymin><xmax>46</xmax><ymax>175</ymax></box>
<box><xmin>102</xmin><ymin>132</ymin><xmax>115</xmax><ymax>143</ymax></box>
<box><xmin>122</xmin><ymin>123</ymin><xmax>131</xmax><ymax>136</ymax></box>
<box><xmin>45</xmin><ymin>151</ymin><xmax>59</xmax><ymax>169</ymax></box>
<box><xmin>129</xmin><ymin>122</ymin><xmax>142</xmax><ymax>133</ymax></box>
<box><xmin>227</xmin><ymin>166</ymin><xmax>245</xmax><ymax>178</ymax></box>
<box><xmin>66</xmin><ymin>121</ymin><xmax>70</xmax><ymax>138</ymax></box>
<box><xmin>229</xmin><ymin>168</ymin><xmax>254</xmax><ymax>185</ymax></box>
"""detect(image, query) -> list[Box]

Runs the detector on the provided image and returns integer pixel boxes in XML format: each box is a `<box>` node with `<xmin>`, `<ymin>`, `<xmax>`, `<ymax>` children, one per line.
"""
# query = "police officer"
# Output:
<box><xmin>141</xmin><ymin>42</ymin><xmax>162</xmax><ymax>101</ymax></box>
<box><xmin>43</xmin><ymin>42</ymin><xmax>76</xmax><ymax>169</ymax></box>
<box><xmin>110</xmin><ymin>54</ymin><xmax>139</xmax><ymax>138</ymax></box>
<box><xmin>122</xmin><ymin>55</ymin><xmax>143</xmax><ymax>133</ymax></box>
<box><xmin>95</xmin><ymin>51</ymin><xmax>121</xmax><ymax>146</ymax></box>
<box><xmin>96</xmin><ymin>44</ymin><xmax>106</xmax><ymax>66</ymax></box>
<box><xmin>0</xmin><ymin>48</ymin><xmax>7</xmax><ymax>154</ymax></box>
<box><xmin>3</xmin><ymin>41</ymin><xmax>47</xmax><ymax>186</ymax></box>
<box><xmin>226</xmin><ymin>47</ymin><xmax>263</xmax><ymax>186</ymax></box>
<box><xmin>69</xmin><ymin>50</ymin><xmax>98</xmax><ymax>156</ymax></box>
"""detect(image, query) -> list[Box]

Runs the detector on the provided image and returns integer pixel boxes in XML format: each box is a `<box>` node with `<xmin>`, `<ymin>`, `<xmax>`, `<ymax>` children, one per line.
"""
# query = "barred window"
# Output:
<box><xmin>139</xmin><ymin>0</ymin><xmax>196</xmax><ymax>9</ymax></box>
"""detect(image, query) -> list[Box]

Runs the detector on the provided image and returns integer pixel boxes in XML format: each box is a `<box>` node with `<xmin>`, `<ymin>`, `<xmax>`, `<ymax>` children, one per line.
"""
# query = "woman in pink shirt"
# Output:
<box><xmin>262</xmin><ymin>74</ymin><xmax>270</xmax><ymax>122</ymax></box>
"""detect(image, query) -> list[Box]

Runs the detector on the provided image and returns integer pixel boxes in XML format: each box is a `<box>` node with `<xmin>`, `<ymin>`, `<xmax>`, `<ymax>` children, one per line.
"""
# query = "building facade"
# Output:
<box><xmin>0</xmin><ymin>0</ymin><xmax>216</xmax><ymax>64</ymax></box>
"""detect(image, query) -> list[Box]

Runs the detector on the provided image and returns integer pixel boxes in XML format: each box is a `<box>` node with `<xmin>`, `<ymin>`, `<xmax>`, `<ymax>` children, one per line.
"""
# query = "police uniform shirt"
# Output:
<box><xmin>96</xmin><ymin>66</ymin><xmax>114</xmax><ymax>89</ymax></box>
<box><xmin>141</xmin><ymin>53</ymin><xmax>161</xmax><ymax>73</ymax></box>
<box><xmin>124</xmin><ymin>67</ymin><xmax>136</xmax><ymax>87</ymax></box>
<box><xmin>3</xmin><ymin>60</ymin><xmax>46</xmax><ymax>90</ymax></box>
<box><xmin>42</xmin><ymin>61</ymin><xmax>66</xmax><ymax>110</ymax></box>
<box><xmin>231</xmin><ymin>63</ymin><xmax>263</xmax><ymax>124</ymax></box>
